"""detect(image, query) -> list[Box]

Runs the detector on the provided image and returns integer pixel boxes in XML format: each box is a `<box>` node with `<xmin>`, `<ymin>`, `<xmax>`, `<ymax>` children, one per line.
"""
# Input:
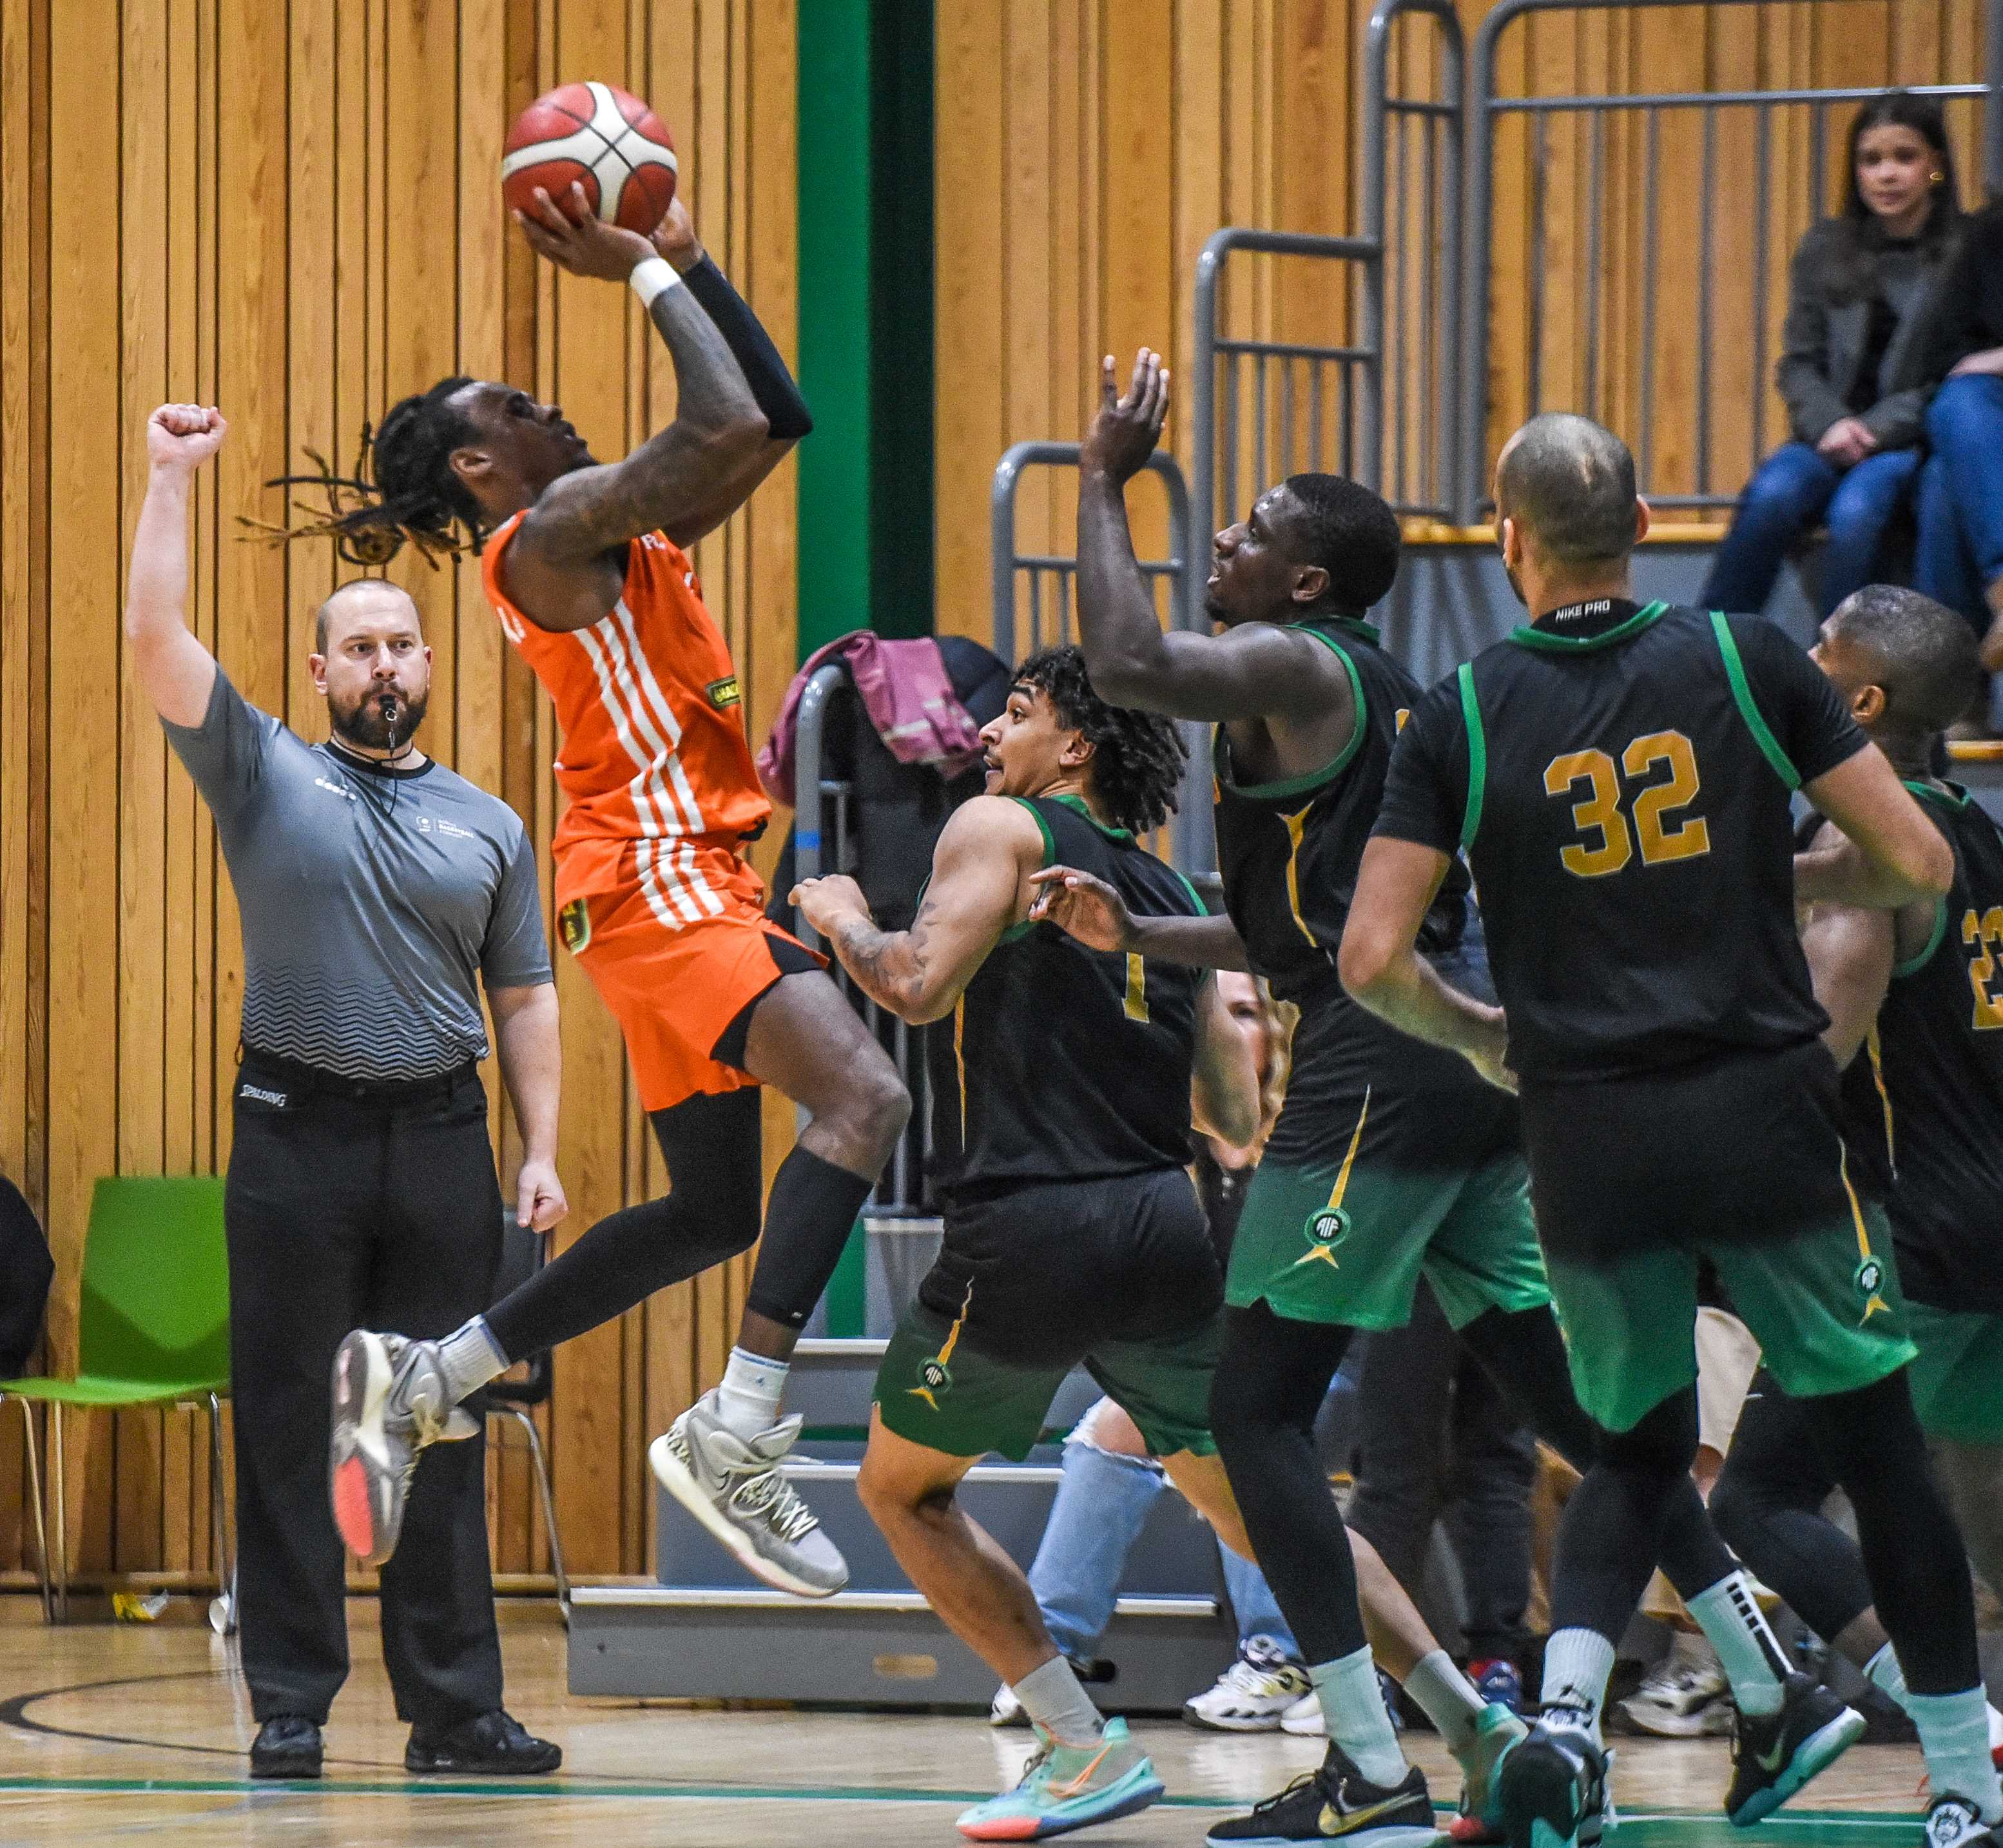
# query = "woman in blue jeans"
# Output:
<box><xmin>1702</xmin><ymin>92</ymin><xmax>1962</xmax><ymax>617</ymax></box>
<box><xmin>1916</xmin><ymin>199</ymin><xmax>2003</xmax><ymax>674</ymax></box>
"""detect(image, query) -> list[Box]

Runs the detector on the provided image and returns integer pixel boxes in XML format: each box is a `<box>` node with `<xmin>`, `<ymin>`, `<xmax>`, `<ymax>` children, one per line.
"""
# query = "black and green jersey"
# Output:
<box><xmin>925</xmin><ymin>793</ymin><xmax>1207</xmax><ymax>1203</ymax></box>
<box><xmin>1838</xmin><ymin>782</ymin><xmax>2003</xmax><ymax>1316</ymax></box>
<box><xmin>1375</xmin><ymin>599</ymin><xmax>1869</xmax><ymax>1082</ymax></box>
<box><xmin>1214</xmin><ymin>615</ymin><xmax>1469</xmax><ymax>1004</ymax></box>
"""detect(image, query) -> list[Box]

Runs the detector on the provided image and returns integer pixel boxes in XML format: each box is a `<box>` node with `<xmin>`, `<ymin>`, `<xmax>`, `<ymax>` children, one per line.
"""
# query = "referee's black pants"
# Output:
<box><xmin>226</xmin><ymin>1053</ymin><xmax>505</xmax><ymax>1729</ymax></box>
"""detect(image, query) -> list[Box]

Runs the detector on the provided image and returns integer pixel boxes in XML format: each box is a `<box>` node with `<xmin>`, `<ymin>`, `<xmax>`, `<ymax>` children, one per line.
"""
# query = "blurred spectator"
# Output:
<box><xmin>1916</xmin><ymin>197</ymin><xmax>2003</xmax><ymax>677</ymax></box>
<box><xmin>1702</xmin><ymin>93</ymin><xmax>1962</xmax><ymax>618</ymax></box>
<box><xmin>1345</xmin><ymin>1279</ymin><xmax>1538</xmax><ymax>1714</ymax></box>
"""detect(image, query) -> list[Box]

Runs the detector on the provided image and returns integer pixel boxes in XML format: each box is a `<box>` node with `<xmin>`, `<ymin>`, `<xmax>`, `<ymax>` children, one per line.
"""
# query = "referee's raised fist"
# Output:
<box><xmin>147</xmin><ymin>402</ymin><xmax>227</xmax><ymax>469</ymax></box>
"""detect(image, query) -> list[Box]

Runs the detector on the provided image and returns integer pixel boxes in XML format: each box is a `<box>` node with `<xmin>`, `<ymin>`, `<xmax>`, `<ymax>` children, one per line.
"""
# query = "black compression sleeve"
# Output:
<box><xmin>682</xmin><ymin>255</ymin><xmax>813</xmax><ymax>440</ymax></box>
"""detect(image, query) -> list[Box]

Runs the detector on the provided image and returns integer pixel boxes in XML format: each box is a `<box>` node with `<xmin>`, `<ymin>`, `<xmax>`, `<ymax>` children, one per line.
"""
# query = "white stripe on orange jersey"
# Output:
<box><xmin>573</xmin><ymin>620</ymin><xmax>685</xmax><ymax>845</ymax></box>
<box><xmin>612</xmin><ymin>600</ymin><xmax>711</xmax><ymax>837</ymax></box>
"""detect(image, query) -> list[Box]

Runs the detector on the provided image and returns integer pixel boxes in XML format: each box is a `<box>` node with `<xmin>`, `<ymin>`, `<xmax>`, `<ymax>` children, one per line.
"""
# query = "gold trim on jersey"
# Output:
<box><xmin>1282</xmin><ymin>805</ymin><xmax>1319</xmax><ymax>949</ymax></box>
<box><xmin>1863</xmin><ymin>1026</ymin><xmax>1896</xmax><ymax>1176</ymax></box>
<box><xmin>1295</xmin><ymin>1087</ymin><xmax>1371</xmax><ymax>1269</ymax></box>
<box><xmin>953</xmin><ymin>996</ymin><xmax>967</xmax><ymax>1132</ymax></box>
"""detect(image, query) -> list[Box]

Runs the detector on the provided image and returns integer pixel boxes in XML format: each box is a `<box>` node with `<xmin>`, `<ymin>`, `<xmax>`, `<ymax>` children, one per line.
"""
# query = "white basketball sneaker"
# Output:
<box><xmin>649</xmin><ymin>1389</ymin><xmax>848</xmax><ymax>1598</ymax></box>
<box><xmin>1185</xmin><ymin>1637</ymin><xmax>1312</xmax><ymax>1732</ymax></box>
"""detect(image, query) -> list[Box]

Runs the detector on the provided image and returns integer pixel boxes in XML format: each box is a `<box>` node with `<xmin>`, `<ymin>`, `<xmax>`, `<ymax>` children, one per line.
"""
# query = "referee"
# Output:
<box><xmin>126</xmin><ymin>403</ymin><xmax>566</xmax><ymax>1780</ymax></box>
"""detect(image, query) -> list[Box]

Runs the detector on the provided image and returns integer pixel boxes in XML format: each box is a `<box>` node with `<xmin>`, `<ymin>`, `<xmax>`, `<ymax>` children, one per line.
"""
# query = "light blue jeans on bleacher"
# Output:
<box><xmin>1027</xmin><ymin>1425</ymin><xmax>1300</xmax><ymax>1663</ymax></box>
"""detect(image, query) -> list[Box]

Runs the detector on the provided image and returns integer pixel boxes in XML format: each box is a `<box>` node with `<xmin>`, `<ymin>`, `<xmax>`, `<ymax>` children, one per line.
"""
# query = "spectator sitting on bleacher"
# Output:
<box><xmin>1701</xmin><ymin>92</ymin><xmax>1962</xmax><ymax>620</ymax></box>
<box><xmin>1916</xmin><ymin>197</ymin><xmax>2003</xmax><ymax>681</ymax></box>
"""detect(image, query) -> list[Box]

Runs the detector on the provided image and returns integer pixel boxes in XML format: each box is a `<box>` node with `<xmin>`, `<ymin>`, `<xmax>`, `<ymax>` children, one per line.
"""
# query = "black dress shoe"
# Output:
<box><xmin>250</xmin><ymin>1714</ymin><xmax>324</xmax><ymax>1779</ymax></box>
<box><xmin>405</xmin><ymin>1708</ymin><xmax>562</xmax><ymax>1775</ymax></box>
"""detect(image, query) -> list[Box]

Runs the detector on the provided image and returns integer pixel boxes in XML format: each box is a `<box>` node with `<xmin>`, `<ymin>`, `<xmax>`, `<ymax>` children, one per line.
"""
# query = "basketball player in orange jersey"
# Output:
<box><xmin>322</xmin><ymin>180</ymin><xmax>909</xmax><ymax>1600</ymax></box>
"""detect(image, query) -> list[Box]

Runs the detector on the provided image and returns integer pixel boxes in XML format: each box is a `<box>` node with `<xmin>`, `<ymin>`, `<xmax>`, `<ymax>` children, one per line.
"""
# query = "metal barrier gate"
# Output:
<box><xmin>990</xmin><ymin>442</ymin><xmax>1213</xmax><ymax>871</ymax></box>
<box><xmin>1460</xmin><ymin>0</ymin><xmax>2003</xmax><ymax>522</ymax></box>
<box><xmin>789</xmin><ymin>662</ymin><xmax>933</xmax><ymax>1220</ymax></box>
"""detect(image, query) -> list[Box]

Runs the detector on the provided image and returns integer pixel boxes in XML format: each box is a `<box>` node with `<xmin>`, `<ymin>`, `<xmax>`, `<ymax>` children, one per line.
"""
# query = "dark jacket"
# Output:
<box><xmin>1918</xmin><ymin>200</ymin><xmax>2003</xmax><ymax>380</ymax></box>
<box><xmin>1777</xmin><ymin>215</ymin><xmax>1956</xmax><ymax>451</ymax></box>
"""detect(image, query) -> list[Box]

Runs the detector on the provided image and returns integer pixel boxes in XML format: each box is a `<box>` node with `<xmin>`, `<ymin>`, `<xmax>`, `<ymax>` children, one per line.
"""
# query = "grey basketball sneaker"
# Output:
<box><xmin>329</xmin><ymin>1330</ymin><xmax>474</xmax><ymax>1568</ymax></box>
<box><xmin>648</xmin><ymin>1390</ymin><xmax>848</xmax><ymax>1598</ymax></box>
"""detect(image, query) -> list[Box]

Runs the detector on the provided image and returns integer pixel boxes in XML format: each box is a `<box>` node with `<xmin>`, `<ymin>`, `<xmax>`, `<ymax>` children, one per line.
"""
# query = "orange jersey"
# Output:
<box><xmin>481</xmin><ymin>512</ymin><xmax>771</xmax><ymax>909</ymax></box>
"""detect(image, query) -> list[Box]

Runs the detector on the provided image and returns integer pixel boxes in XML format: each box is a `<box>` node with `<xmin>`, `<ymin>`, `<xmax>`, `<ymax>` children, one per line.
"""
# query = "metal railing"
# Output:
<box><xmin>1361</xmin><ymin>0</ymin><xmax>1465</xmax><ymax>520</ymax></box>
<box><xmin>789</xmin><ymin>663</ymin><xmax>933</xmax><ymax>1217</ymax></box>
<box><xmin>1460</xmin><ymin>0</ymin><xmax>2003</xmax><ymax>522</ymax></box>
<box><xmin>990</xmin><ymin>442</ymin><xmax>1214</xmax><ymax>870</ymax></box>
<box><xmin>1190</xmin><ymin>228</ymin><xmax>1386</xmax><ymax>549</ymax></box>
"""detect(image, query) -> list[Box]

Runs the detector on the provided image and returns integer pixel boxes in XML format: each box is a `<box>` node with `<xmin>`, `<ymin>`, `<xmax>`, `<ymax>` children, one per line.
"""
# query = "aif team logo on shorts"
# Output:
<box><xmin>558</xmin><ymin>899</ymin><xmax>592</xmax><ymax>956</ymax></box>
<box><xmin>908</xmin><ymin>1285</ymin><xmax>972</xmax><ymax>1413</ymax></box>
<box><xmin>1855</xmin><ymin>1256</ymin><xmax>1891</xmax><ymax>1323</ymax></box>
<box><xmin>1308</xmin><ymin>1207</ymin><xmax>1350</xmax><ymax>1245</ymax></box>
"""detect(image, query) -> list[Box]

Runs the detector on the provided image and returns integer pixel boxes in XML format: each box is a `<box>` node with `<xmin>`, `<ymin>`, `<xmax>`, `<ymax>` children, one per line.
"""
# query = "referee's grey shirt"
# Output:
<box><xmin>164</xmin><ymin>669</ymin><xmax>554</xmax><ymax>1082</ymax></box>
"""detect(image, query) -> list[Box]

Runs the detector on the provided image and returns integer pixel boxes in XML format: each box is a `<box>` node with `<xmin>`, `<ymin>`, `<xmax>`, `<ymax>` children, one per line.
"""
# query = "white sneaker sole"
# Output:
<box><xmin>648</xmin><ymin>1431</ymin><xmax>846</xmax><ymax>1600</ymax></box>
<box><xmin>330</xmin><ymin>1332</ymin><xmax>395</xmax><ymax>1566</ymax></box>
<box><xmin>1182</xmin><ymin>1703</ymin><xmax>1290</xmax><ymax>1733</ymax></box>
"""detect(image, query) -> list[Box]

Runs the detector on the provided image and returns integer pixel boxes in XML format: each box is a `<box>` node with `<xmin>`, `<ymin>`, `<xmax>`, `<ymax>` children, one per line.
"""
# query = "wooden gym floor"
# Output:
<box><xmin>0</xmin><ymin>1604</ymin><xmax>1936</xmax><ymax>1847</ymax></box>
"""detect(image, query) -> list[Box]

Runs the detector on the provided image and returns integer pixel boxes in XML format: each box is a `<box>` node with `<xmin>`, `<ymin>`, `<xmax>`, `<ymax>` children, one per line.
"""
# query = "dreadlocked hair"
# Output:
<box><xmin>237</xmin><ymin>376</ymin><xmax>485</xmax><ymax>569</ymax></box>
<box><xmin>1014</xmin><ymin>644</ymin><xmax>1188</xmax><ymax>836</ymax></box>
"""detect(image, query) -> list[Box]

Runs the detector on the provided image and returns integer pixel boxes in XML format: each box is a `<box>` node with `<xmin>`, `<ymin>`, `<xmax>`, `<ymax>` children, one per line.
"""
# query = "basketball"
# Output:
<box><xmin>501</xmin><ymin>81</ymin><xmax>677</xmax><ymax>235</ymax></box>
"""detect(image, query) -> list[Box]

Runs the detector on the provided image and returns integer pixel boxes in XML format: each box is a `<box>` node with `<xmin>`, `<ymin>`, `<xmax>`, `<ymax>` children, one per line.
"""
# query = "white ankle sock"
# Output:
<box><xmin>714</xmin><ymin>1347</ymin><xmax>790</xmax><ymax>1440</ymax></box>
<box><xmin>436</xmin><ymin>1317</ymin><xmax>508</xmax><ymax>1405</ymax></box>
<box><xmin>1012</xmin><ymin>1653</ymin><xmax>1103</xmax><ymax>1746</ymax></box>
<box><xmin>1686</xmin><ymin>1571</ymin><xmax>1787</xmax><ymax>1718</ymax></box>
<box><xmin>1908</xmin><ymin>1688</ymin><xmax>2003</xmax><ymax>1822</ymax></box>
<box><xmin>1310</xmin><ymin>1646</ymin><xmax>1408</xmax><ymax>1787</ymax></box>
<box><xmin>1404</xmin><ymin>1649</ymin><xmax>1486</xmax><ymax>1756</ymax></box>
<box><xmin>1540</xmin><ymin>1628</ymin><xmax>1618</xmax><ymax>1744</ymax></box>
<box><xmin>1863</xmin><ymin>1642</ymin><xmax>2003</xmax><ymax>1751</ymax></box>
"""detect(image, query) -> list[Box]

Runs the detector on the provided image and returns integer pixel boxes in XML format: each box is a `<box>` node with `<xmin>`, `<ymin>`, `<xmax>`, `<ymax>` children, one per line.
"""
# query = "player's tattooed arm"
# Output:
<box><xmin>511</xmin><ymin>186</ymin><xmax>772</xmax><ymax>561</ymax></box>
<box><xmin>1074</xmin><ymin>349</ymin><xmax>1353</xmax><ymax>731</ymax></box>
<box><xmin>793</xmin><ymin>798</ymin><xmax>1045</xmax><ymax>1025</ymax></box>
<box><xmin>1340</xmin><ymin>835</ymin><xmax>1514</xmax><ymax>1092</ymax></box>
<box><xmin>1027</xmin><ymin>864</ymin><xmax>1252</xmax><ymax>971</ymax></box>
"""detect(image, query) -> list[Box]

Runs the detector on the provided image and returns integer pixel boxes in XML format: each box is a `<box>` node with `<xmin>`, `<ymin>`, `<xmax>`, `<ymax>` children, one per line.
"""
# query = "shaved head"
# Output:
<box><xmin>315</xmin><ymin>579</ymin><xmax>421</xmax><ymax>654</ymax></box>
<box><xmin>1495</xmin><ymin>414</ymin><xmax>1640</xmax><ymax>568</ymax></box>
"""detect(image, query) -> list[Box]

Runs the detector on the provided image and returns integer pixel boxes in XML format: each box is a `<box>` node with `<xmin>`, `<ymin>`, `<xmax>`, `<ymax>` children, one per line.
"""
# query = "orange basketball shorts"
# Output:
<box><xmin>556</xmin><ymin>841</ymin><xmax>826</xmax><ymax>1113</ymax></box>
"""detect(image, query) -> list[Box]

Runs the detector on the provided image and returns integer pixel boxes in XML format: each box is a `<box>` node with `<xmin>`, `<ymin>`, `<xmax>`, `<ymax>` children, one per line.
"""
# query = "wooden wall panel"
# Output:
<box><xmin>937</xmin><ymin>0</ymin><xmax>1994</xmax><ymax>645</ymax></box>
<box><xmin>0</xmin><ymin>0</ymin><xmax>797</xmax><ymax>1586</ymax></box>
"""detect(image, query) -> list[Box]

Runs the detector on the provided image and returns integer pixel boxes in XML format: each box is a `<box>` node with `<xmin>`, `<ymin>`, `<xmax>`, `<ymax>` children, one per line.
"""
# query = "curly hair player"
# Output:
<box><xmin>318</xmin><ymin>182</ymin><xmax>909</xmax><ymax>1600</ymax></box>
<box><xmin>795</xmin><ymin>647</ymin><xmax>1263</xmax><ymax>1840</ymax></box>
<box><xmin>1036</xmin><ymin>356</ymin><xmax>1860</xmax><ymax>1848</ymax></box>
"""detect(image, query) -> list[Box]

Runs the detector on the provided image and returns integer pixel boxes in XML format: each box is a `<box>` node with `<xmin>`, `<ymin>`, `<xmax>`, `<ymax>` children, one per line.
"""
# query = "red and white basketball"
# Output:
<box><xmin>501</xmin><ymin>82</ymin><xmax>677</xmax><ymax>235</ymax></box>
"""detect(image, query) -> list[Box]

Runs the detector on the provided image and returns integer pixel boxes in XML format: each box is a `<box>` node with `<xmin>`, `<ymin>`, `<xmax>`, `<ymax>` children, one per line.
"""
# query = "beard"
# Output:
<box><xmin>331</xmin><ymin>683</ymin><xmax>427</xmax><ymax>752</ymax></box>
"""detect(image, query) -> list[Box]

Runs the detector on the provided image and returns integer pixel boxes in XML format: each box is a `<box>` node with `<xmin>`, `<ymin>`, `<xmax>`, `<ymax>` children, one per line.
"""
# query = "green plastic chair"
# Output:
<box><xmin>0</xmin><ymin>1176</ymin><xmax>233</xmax><ymax>1625</ymax></box>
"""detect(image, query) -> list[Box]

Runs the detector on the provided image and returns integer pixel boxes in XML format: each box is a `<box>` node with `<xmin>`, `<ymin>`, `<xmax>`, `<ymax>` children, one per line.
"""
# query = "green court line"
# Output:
<box><xmin>0</xmin><ymin>1776</ymin><xmax>1929</xmax><ymax>1827</ymax></box>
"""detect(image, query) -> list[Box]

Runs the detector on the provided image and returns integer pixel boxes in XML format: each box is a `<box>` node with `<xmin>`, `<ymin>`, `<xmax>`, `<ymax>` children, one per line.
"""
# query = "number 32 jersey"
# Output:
<box><xmin>1374</xmin><ymin>600</ymin><xmax>1868</xmax><ymax>1083</ymax></box>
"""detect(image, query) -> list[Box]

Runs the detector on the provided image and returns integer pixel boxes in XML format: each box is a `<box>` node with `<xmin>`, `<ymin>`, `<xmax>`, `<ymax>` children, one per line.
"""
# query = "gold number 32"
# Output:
<box><xmin>1543</xmin><ymin>730</ymin><xmax>1712</xmax><ymax>879</ymax></box>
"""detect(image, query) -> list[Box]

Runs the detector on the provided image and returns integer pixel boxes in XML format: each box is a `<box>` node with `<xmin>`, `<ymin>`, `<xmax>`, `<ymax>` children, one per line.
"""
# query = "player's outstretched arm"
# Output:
<box><xmin>1340</xmin><ymin>836</ymin><xmax>1513</xmax><ymax>1091</ymax></box>
<box><xmin>792</xmin><ymin>797</ymin><xmax>1046</xmax><ymax>1025</ymax></box>
<box><xmin>1076</xmin><ymin>351</ymin><xmax>1346</xmax><ymax>725</ymax></box>
<box><xmin>510</xmin><ymin>186</ymin><xmax>771</xmax><ymax>563</ymax></box>
<box><xmin>126</xmin><ymin>405</ymin><xmax>226</xmax><ymax>728</ymax></box>
<box><xmin>1191</xmin><ymin>974</ymin><xmax>1261</xmax><ymax>1148</ymax></box>
<box><xmin>1797</xmin><ymin>746</ymin><xmax>1955</xmax><ymax>908</ymax></box>
<box><xmin>1027</xmin><ymin>864</ymin><xmax>1252</xmax><ymax>971</ymax></box>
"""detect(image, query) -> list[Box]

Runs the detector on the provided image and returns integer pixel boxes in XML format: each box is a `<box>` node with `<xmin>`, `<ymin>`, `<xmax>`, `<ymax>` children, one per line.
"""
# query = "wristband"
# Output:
<box><xmin>629</xmin><ymin>257</ymin><xmax>680</xmax><ymax>308</ymax></box>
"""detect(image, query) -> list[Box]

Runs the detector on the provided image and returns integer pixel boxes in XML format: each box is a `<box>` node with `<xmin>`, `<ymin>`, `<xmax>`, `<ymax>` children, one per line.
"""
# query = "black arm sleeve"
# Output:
<box><xmin>681</xmin><ymin>256</ymin><xmax>813</xmax><ymax>440</ymax></box>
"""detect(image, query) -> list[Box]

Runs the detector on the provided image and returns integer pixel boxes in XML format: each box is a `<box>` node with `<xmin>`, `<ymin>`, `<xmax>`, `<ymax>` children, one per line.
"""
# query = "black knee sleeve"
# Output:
<box><xmin>483</xmin><ymin>1088</ymin><xmax>763</xmax><ymax>1362</ymax></box>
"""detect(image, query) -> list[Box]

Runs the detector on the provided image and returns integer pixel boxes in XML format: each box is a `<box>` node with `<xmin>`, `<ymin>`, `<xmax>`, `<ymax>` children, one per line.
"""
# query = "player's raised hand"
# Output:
<box><xmin>1080</xmin><ymin>350</ymin><xmax>1169</xmax><ymax>485</ymax></box>
<box><xmin>514</xmin><ymin>181</ymin><xmax>657</xmax><ymax>282</ymax></box>
<box><xmin>147</xmin><ymin>404</ymin><xmax>227</xmax><ymax>469</ymax></box>
<box><xmin>789</xmin><ymin>873</ymin><xmax>871</xmax><ymax>939</ymax></box>
<box><xmin>1027</xmin><ymin>864</ymin><xmax>1135</xmax><ymax>951</ymax></box>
